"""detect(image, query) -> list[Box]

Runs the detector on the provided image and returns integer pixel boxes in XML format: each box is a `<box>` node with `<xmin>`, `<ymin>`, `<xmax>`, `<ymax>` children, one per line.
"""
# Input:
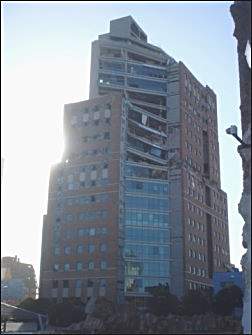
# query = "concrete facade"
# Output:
<box><xmin>230</xmin><ymin>1</ymin><xmax>251</xmax><ymax>333</ymax></box>
<box><xmin>40</xmin><ymin>94</ymin><xmax>124</xmax><ymax>303</ymax></box>
<box><xmin>89</xmin><ymin>16</ymin><xmax>230</xmax><ymax>298</ymax></box>
<box><xmin>40</xmin><ymin>16</ymin><xmax>231</xmax><ymax>303</ymax></box>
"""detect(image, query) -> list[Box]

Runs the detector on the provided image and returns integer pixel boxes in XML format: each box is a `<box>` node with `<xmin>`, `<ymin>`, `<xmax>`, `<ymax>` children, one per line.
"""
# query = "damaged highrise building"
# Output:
<box><xmin>40</xmin><ymin>16</ymin><xmax>231</xmax><ymax>303</ymax></box>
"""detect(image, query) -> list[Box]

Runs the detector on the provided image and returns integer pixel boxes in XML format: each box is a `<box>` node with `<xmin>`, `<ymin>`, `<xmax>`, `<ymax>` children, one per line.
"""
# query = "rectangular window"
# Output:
<box><xmin>99</xmin><ymin>73</ymin><xmax>124</xmax><ymax>86</ymax></box>
<box><xmin>52</xmin><ymin>280</ymin><xmax>58</xmax><ymax>289</ymax></box>
<box><xmin>76</xmin><ymin>262</ymin><xmax>82</xmax><ymax>271</ymax></box>
<box><xmin>63</xmin><ymin>280</ymin><xmax>69</xmax><ymax>288</ymax></box>
<box><xmin>101</xmin><ymin>261</ymin><xmax>107</xmax><ymax>270</ymax></box>
<box><xmin>88</xmin><ymin>261</ymin><xmax>94</xmax><ymax>270</ymax></box>
<box><xmin>88</xmin><ymin>244</ymin><xmax>95</xmax><ymax>254</ymax></box>
<box><xmin>127</xmin><ymin>77</ymin><xmax>166</xmax><ymax>93</ymax></box>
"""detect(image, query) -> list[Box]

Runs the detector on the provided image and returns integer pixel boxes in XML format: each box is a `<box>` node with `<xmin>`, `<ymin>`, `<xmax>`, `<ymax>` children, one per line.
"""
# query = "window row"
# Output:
<box><xmin>52</xmin><ymin>227</ymin><xmax>109</xmax><ymax>243</ymax></box>
<box><xmin>125</xmin><ymin>277</ymin><xmax>170</xmax><ymax>294</ymax></box>
<box><xmin>128</xmin><ymin>108</ymin><xmax>166</xmax><ymax>133</ymax></box>
<box><xmin>79</xmin><ymin>147</ymin><xmax>111</xmax><ymax>159</ymax></box>
<box><xmin>53</xmin><ymin>260</ymin><xmax>108</xmax><ymax>272</ymax></box>
<box><xmin>127</xmin><ymin>135</ymin><xmax>167</xmax><ymax>160</ymax></box>
<box><xmin>185</xmin><ymin>157</ymin><xmax>202</xmax><ymax>173</ymax></box>
<box><xmin>125</xmin><ymin>179</ymin><xmax>168</xmax><ymax>196</ymax></box>
<box><xmin>127</xmin><ymin>63</ymin><xmax>167</xmax><ymax>79</ymax></box>
<box><xmin>187</xmin><ymin>217</ymin><xmax>204</xmax><ymax>232</ymax></box>
<box><xmin>72</xmin><ymin>117</ymin><xmax>111</xmax><ymax>129</ymax></box>
<box><xmin>125</xmin><ymin>210</ymin><xmax>169</xmax><ymax>229</ymax></box>
<box><xmin>188</xmin><ymin>249</ymin><xmax>206</xmax><ymax>262</ymax></box>
<box><xmin>52</xmin><ymin>226</ymin><xmax>108</xmax><ymax>243</ymax></box>
<box><xmin>82</xmin><ymin>131</ymin><xmax>110</xmax><ymax>143</ymax></box>
<box><xmin>70</xmin><ymin>104</ymin><xmax>111</xmax><ymax>126</ymax></box>
<box><xmin>125</xmin><ymin>195</ymin><xmax>168</xmax><ymax>211</ymax></box>
<box><xmin>99</xmin><ymin>60</ymin><xmax>168</xmax><ymax>81</ymax></box>
<box><xmin>54</xmin><ymin>242</ymin><xmax>107</xmax><ymax>256</ymax></box>
<box><xmin>185</xmin><ymin>142</ymin><xmax>202</xmax><ymax>158</ymax></box>
<box><xmin>52</xmin><ymin>278</ymin><xmax>107</xmax><ymax>289</ymax></box>
<box><xmin>214</xmin><ymin>244</ymin><xmax>229</xmax><ymax>256</ymax></box>
<box><xmin>186</xmin><ymin>202</ymin><xmax>204</xmax><ymax>216</ymax></box>
<box><xmin>125</xmin><ymin>164</ymin><xmax>167</xmax><ymax>180</ymax></box>
<box><xmin>66</xmin><ymin>179</ymin><xmax>109</xmax><ymax>191</ymax></box>
<box><xmin>59</xmin><ymin>210</ymin><xmax>108</xmax><ymax>223</ymax></box>
<box><xmin>188</xmin><ymin>266</ymin><xmax>206</xmax><ymax>277</ymax></box>
<box><xmin>213</xmin><ymin>217</ymin><xmax>227</xmax><ymax>229</ymax></box>
<box><xmin>125</xmin><ymin>227</ymin><xmax>170</xmax><ymax>244</ymax></box>
<box><xmin>57</xmin><ymin>164</ymin><xmax>109</xmax><ymax>184</ymax></box>
<box><xmin>188</xmin><ymin>233</ymin><xmax>206</xmax><ymax>246</ymax></box>
<box><xmin>213</xmin><ymin>203</ymin><xmax>227</xmax><ymax>217</ymax></box>
<box><xmin>125</xmin><ymin>260</ymin><xmax>170</xmax><ymax>277</ymax></box>
<box><xmin>213</xmin><ymin>230</ymin><xmax>228</xmax><ymax>242</ymax></box>
<box><xmin>188</xmin><ymin>281</ymin><xmax>209</xmax><ymax>291</ymax></box>
<box><xmin>65</xmin><ymin>193</ymin><xmax>110</xmax><ymax>207</ymax></box>
<box><xmin>124</xmin><ymin>244</ymin><xmax>170</xmax><ymax>260</ymax></box>
<box><xmin>78</xmin><ymin>227</ymin><xmax>108</xmax><ymax>237</ymax></box>
<box><xmin>214</xmin><ymin>259</ymin><xmax>225</xmax><ymax>267</ymax></box>
<box><xmin>98</xmin><ymin>73</ymin><xmax>167</xmax><ymax>93</ymax></box>
<box><xmin>186</xmin><ymin>128</ymin><xmax>201</xmax><ymax>146</ymax></box>
<box><xmin>187</xmin><ymin>187</ymin><xmax>204</xmax><ymax>203</ymax></box>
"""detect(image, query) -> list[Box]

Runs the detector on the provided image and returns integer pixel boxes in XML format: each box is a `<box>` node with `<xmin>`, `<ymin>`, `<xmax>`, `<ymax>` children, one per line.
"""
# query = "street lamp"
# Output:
<box><xmin>226</xmin><ymin>125</ymin><xmax>250</xmax><ymax>147</ymax></box>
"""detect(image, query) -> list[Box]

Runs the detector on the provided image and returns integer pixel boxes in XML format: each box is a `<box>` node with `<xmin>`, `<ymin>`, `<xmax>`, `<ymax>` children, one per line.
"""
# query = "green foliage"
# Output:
<box><xmin>48</xmin><ymin>302</ymin><xmax>84</xmax><ymax>327</ymax></box>
<box><xmin>181</xmin><ymin>290</ymin><xmax>211</xmax><ymax>316</ymax></box>
<box><xmin>148</xmin><ymin>283</ymin><xmax>180</xmax><ymax>316</ymax></box>
<box><xmin>213</xmin><ymin>285</ymin><xmax>243</xmax><ymax>316</ymax></box>
<box><xmin>92</xmin><ymin>297</ymin><xmax>115</xmax><ymax>321</ymax></box>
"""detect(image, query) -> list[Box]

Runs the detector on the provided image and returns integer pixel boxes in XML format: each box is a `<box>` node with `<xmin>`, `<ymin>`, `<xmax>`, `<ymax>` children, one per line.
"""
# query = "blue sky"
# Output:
<box><xmin>2</xmin><ymin>1</ymin><xmax>244</xmax><ymax>282</ymax></box>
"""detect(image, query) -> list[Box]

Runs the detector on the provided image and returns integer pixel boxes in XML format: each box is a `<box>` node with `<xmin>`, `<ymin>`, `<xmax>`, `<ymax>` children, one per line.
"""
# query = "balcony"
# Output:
<box><xmin>128</xmin><ymin>121</ymin><xmax>167</xmax><ymax>148</ymax></box>
<box><xmin>128</xmin><ymin>108</ymin><xmax>167</xmax><ymax>134</ymax></box>
<box><xmin>127</xmin><ymin>135</ymin><xmax>167</xmax><ymax>164</ymax></box>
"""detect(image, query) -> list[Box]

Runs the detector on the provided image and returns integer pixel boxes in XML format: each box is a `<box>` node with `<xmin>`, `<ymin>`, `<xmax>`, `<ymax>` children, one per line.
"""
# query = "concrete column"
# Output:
<box><xmin>230</xmin><ymin>1</ymin><xmax>251</xmax><ymax>334</ymax></box>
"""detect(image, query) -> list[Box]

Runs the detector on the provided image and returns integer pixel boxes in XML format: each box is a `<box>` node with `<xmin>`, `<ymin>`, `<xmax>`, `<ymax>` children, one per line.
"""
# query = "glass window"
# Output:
<box><xmin>100</xmin><ymin>279</ymin><xmax>107</xmax><ymax>287</ymax></box>
<box><xmin>53</xmin><ymin>264</ymin><xmax>59</xmax><ymax>272</ymax></box>
<box><xmin>104</xmin><ymin>132</ymin><xmax>110</xmax><ymax>140</ymax></box>
<box><xmin>100</xmin><ymin>243</ymin><xmax>107</xmax><ymax>252</ymax></box>
<box><xmin>64</xmin><ymin>263</ymin><xmax>70</xmax><ymax>272</ymax></box>
<box><xmin>76</xmin><ymin>262</ymin><xmax>83</xmax><ymax>271</ymax></box>
<box><xmin>64</xmin><ymin>246</ymin><xmax>71</xmax><ymax>255</ymax></box>
<box><xmin>101</xmin><ymin>261</ymin><xmax>107</xmax><ymax>270</ymax></box>
<box><xmin>127</xmin><ymin>77</ymin><xmax>166</xmax><ymax>93</ymax></box>
<box><xmin>52</xmin><ymin>280</ymin><xmax>58</xmax><ymax>289</ymax></box>
<box><xmin>76</xmin><ymin>279</ymin><xmax>82</xmax><ymax>288</ymax></box>
<box><xmin>66</xmin><ymin>214</ymin><xmax>74</xmax><ymax>222</ymax></box>
<box><xmin>89</xmin><ymin>228</ymin><xmax>95</xmax><ymax>236</ymax></box>
<box><xmin>88</xmin><ymin>261</ymin><xmax>94</xmax><ymax>270</ymax></box>
<box><xmin>99</xmin><ymin>60</ymin><xmax>124</xmax><ymax>73</ymax></box>
<box><xmin>87</xmin><ymin>279</ymin><xmax>94</xmax><ymax>287</ymax></box>
<box><xmin>88</xmin><ymin>244</ymin><xmax>95</xmax><ymax>254</ymax></box>
<box><xmin>63</xmin><ymin>280</ymin><xmax>69</xmax><ymax>288</ymax></box>
<box><xmin>54</xmin><ymin>247</ymin><xmax>60</xmax><ymax>256</ymax></box>
<box><xmin>127</xmin><ymin>63</ymin><xmax>167</xmax><ymax>79</ymax></box>
<box><xmin>99</xmin><ymin>73</ymin><xmax>124</xmax><ymax>86</ymax></box>
<box><xmin>77</xmin><ymin>245</ymin><xmax>84</xmax><ymax>254</ymax></box>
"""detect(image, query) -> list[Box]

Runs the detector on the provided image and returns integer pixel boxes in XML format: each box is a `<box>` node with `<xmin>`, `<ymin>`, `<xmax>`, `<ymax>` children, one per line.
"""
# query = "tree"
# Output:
<box><xmin>92</xmin><ymin>297</ymin><xmax>115</xmax><ymax>321</ymax></box>
<box><xmin>48</xmin><ymin>302</ymin><xmax>84</xmax><ymax>327</ymax></box>
<box><xmin>213</xmin><ymin>284</ymin><xmax>243</xmax><ymax>316</ymax></box>
<box><xmin>18</xmin><ymin>297</ymin><xmax>53</xmax><ymax>314</ymax></box>
<box><xmin>147</xmin><ymin>283</ymin><xmax>180</xmax><ymax>316</ymax></box>
<box><xmin>181</xmin><ymin>290</ymin><xmax>211</xmax><ymax>316</ymax></box>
